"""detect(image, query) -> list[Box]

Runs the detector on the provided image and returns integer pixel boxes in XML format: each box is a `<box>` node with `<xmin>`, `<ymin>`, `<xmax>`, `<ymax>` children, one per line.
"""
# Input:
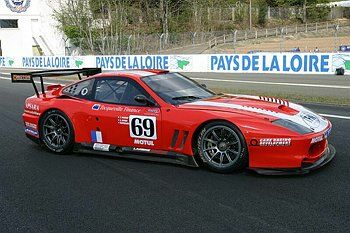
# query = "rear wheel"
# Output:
<box><xmin>39</xmin><ymin>110</ymin><xmax>74</xmax><ymax>153</ymax></box>
<box><xmin>197</xmin><ymin>121</ymin><xmax>248</xmax><ymax>173</ymax></box>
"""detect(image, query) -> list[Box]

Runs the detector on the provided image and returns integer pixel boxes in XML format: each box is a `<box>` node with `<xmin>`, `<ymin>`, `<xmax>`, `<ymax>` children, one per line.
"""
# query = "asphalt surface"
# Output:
<box><xmin>0</xmin><ymin>75</ymin><xmax>350</xmax><ymax>233</ymax></box>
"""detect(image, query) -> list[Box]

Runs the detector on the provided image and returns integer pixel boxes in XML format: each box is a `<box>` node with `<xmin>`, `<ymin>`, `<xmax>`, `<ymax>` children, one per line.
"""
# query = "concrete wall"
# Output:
<box><xmin>0</xmin><ymin>0</ymin><xmax>65</xmax><ymax>56</ymax></box>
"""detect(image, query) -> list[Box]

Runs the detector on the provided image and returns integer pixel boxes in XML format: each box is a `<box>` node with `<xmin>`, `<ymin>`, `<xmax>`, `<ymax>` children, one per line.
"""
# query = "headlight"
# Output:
<box><xmin>272</xmin><ymin>119</ymin><xmax>313</xmax><ymax>135</ymax></box>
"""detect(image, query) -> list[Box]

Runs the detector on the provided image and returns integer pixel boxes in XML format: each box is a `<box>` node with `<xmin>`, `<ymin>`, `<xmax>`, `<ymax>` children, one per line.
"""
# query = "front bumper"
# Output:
<box><xmin>251</xmin><ymin>144</ymin><xmax>336</xmax><ymax>175</ymax></box>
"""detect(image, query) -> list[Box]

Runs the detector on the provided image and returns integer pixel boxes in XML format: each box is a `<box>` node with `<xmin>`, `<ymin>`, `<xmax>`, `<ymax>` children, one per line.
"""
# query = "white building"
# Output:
<box><xmin>0</xmin><ymin>0</ymin><xmax>65</xmax><ymax>56</ymax></box>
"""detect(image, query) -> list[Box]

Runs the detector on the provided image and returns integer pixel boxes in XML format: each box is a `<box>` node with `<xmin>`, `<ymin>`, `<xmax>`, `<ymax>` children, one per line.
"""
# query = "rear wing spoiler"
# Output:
<box><xmin>11</xmin><ymin>68</ymin><xmax>101</xmax><ymax>97</ymax></box>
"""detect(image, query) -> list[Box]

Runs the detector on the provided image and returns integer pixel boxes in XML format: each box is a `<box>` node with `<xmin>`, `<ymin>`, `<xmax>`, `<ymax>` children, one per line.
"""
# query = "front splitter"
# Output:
<box><xmin>251</xmin><ymin>144</ymin><xmax>336</xmax><ymax>175</ymax></box>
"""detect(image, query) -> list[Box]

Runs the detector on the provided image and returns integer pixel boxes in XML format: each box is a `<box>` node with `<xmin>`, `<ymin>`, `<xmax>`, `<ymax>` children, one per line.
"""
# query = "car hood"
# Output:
<box><xmin>179</xmin><ymin>94</ymin><xmax>329</xmax><ymax>133</ymax></box>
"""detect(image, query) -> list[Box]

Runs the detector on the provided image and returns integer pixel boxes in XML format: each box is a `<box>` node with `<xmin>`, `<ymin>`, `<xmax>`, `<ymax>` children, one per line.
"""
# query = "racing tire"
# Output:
<box><xmin>39</xmin><ymin>109</ymin><xmax>74</xmax><ymax>154</ymax></box>
<box><xmin>197</xmin><ymin>121</ymin><xmax>248</xmax><ymax>173</ymax></box>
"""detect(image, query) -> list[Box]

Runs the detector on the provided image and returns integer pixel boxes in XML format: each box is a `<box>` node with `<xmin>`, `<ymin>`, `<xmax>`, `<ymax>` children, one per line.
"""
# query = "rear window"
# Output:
<box><xmin>62</xmin><ymin>79</ymin><xmax>94</xmax><ymax>99</ymax></box>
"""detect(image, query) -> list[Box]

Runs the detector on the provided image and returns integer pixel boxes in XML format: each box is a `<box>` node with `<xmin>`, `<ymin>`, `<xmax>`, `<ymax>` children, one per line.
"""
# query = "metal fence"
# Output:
<box><xmin>208</xmin><ymin>21</ymin><xmax>350</xmax><ymax>53</ymax></box>
<box><xmin>66</xmin><ymin>30</ymin><xmax>231</xmax><ymax>55</ymax></box>
<box><xmin>65</xmin><ymin>20</ymin><xmax>350</xmax><ymax>55</ymax></box>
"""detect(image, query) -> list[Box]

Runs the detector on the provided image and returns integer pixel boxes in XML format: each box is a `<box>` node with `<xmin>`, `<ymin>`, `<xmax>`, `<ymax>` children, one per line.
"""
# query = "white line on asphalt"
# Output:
<box><xmin>320</xmin><ymin>114</ymin><xmax>350</xmax><ymax>120</ymax></box>
<box><xmin>192</xmin><ymin>78</ymin><xmax>350</xmax><ymax>89</ymax></box>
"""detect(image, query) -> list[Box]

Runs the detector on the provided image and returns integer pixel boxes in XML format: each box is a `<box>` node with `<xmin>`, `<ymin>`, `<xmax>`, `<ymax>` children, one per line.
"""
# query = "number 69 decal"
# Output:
<box><xmin>129</xmin><ymin>115</ymin><xmax>157</xmax><ymax>140</ymax></box>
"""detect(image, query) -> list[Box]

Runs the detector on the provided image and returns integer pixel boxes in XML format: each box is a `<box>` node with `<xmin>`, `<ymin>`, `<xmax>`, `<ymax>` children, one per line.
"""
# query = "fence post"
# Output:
<box><xmin>334</xmin><ymin>24</ymin><xmax>339</xmax><ymax>52</ymax></box>
<box><xmin>276</xmin><ymin>28</ymin><xmax>278</xmax><ymax>36</ymax></box>
<box><xmin>127</xmin><ymin>35</ymin><xmax>132</xmax><ymax>54</ymax></box>
<box><xmin>296</xmin><ymin>25</ymin><xmax>298</xmax><ymax>34</ymax></box>
<box><xmin>316</xmin><ymin>22</ymin><xmax>318</xmax><ymax>32</ymax></box>
<box><xmin>326</xmin><ymin>22</ymin><xmax>329</xmax><ymax>31</ymax></box>
<box><xmin>305</xmin><ymin>23</ymin><xmax>308</xmax><ymax>33</ymax></box>
<box><xmin>231</xmin><ymin>7</ymin><xmax>235</xmax><ymax>21</ymax></box>
<box><xmin>223</xmin><ymin>35</ymin><xmax>226</xmax><ymax>44</ymax></box>
<box><xmin>207</xmin><ymin>7</ymin><xmax>210</xmax><ymax>21</ymax></box>
<box><xmin>192</xmin><ymin>32</ymin><xmax>197</xmax><ymax>44</ymax></box>
<box><xmin>255</xmin><ymin>30</ymin><xmax>258</xmax><ymax>39</ymax></box>
<box><xmin>159</xmin><ymin>33</ymin><xmax>164</xmax><ymax>52</ymax></box>
<box><xmin>233</xmin><ymin>30</ymin><xmax>237</xmax><ymax>53</ymax></box>
<box><xmin>280</xmin><ymin>28</ymin><xmax>284</xmax><ymax>52</ymax></box>
<box><xmin>266</xmin><ymin>28</ymin><xmax>268</xmax><ymax>38</ymax></box>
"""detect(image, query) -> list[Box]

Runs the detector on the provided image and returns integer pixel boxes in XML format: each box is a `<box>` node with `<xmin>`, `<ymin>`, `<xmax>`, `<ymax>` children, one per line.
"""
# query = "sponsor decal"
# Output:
<box><xmin>147</xmin><ymin>108</ymin><xmax>160</xmax><ymax>114</ymax></box>
<box><xmin>1</xmin><ymin>57</ymin><xmax>15</xmax><ymax>67</ymax></box>
<box><xmin>133</xmin><ymin>147</ymin><xmax>151</xmax><ymax>152</ymax></box>
<box><xmin>8</xmin><ymin>59</ymin><xmax>14</xmax><ymax>66</ymax></box>
<box><xmin>333</xmin><ymin>54</ymin><xmax>350</xmax><ymax>72</ymax></box>
<box><xmin>169</xmin><ymin>55</ymin><xmax>192</xmax><ymax>71</ymax></box>
<box><xmin>311</xmin><ymin>135</ymin><xmax>323</xmax><ymax>144</ymax></box>
<box><xmin>93</xmin><ymin>143</ymin><xmax>110</xmax><ymax>152</ymax></box>
<box><xmin>24</xmin><ymin>121</ymin><xmax>38</xmax><ymax>136</ymax></box>
<box><xmin>22</xmin><ymin>57</ymin><xmax>70</xmax><ymax>68</ymax></box>
<box><xmin>253</xmin><ymin>138</ymin><xmax>291</xmax><ymax>146</ymax></box>
<box><xmin>91</xmin><ymin>104</ymin><xmax>141</xmax><ymax>113</ymax></box>
<box><xmin>210</xmin><ymin>54</ymin><xmax>330</xmax><ymax>73</ymax></box>
<box><xmin>117</xmin><ymin>116</ymin><xmax>129</xmax><ymax>125</ymax></box>
<box><xmin>129</xmin><ymin>115</ymin><xmax>157</xmax><ymax>140</ymax></box>
<box><xmin>300</xmin><ymin>111</ymin><xmax>320</xmax><ymax>129</ymax></box>
<box><xmin>12</xmin><ymin>74</ymin><xmax>31</xmax><ymax>83</ymax></box>
<box><xmin>5</xmin><ymin>0</ymin><xmax>31</xmax><ymax>13</ymax></box>
<box><xmin>324</xmin><ymin>127</ymin><xmax>331</xmax><ymax>139</ymax></box>
<box><xmin>96</xmin><ymin>55</ymin><xmax>169</xmax><ymax>70</ymax></box>
<box><xmin>91</xmin><ymin>130</ymin><xmax>103</xmax><ymax>143</ymax></box>
<box><xmin>311</xmin><ymin>127</ymin><xmax>331</xmax><ymax>144</ymax></box>
<box><xmin>134</xmin><ymin>139</ymin><xmax>154</xmax><ymax>146</ymax></box>
<box><xmin>124</xmin><ymin>107</ymin><xmax>141</xmax><ymax>113</ymax></box>
<box><xmin>25</xmin><ymin>103</ymin><xmax>39</xmax><ymax>112</ymax></box>
<box><xmin>24</xmin><ymin>110</ymin><xmax>40</xmax><ymax>116</ymax></box>
<box><xmin>92</xmin><ymin>104</ymin><xmax>101</xmax><ymax>110</ymax></box>
<box><xmin>25</xmin><ymin>128</ymin><xmax>38</xmax><ymax>136</ymax></box>
<box><xmin>25</xmin><ymin>122</ymin><xmax>37</xmax><ymax>130</ymax></box>
<box><xmin>73</xmin><ymin>58</ymin><xmax>84</xmax><ymax>68</ymax></box>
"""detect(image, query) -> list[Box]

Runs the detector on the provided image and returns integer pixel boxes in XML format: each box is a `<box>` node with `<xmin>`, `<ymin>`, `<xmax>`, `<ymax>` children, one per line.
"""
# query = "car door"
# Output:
<box><xmin>89</xmin><ymin>77</ymin><xmax>162</xmax><ymax>151</ymax></box>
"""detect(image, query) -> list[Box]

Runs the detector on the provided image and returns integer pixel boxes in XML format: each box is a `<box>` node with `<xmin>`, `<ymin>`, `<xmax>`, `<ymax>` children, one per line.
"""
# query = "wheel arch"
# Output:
<box><xmin>38</xmin><ymin>108</ymin><xmax>76</xmax><ymax>139</ymax></box>
<box><xmin>191</xmin><ymin>118</ymin><xmax>246</xmax><ymax>155</ymax></box>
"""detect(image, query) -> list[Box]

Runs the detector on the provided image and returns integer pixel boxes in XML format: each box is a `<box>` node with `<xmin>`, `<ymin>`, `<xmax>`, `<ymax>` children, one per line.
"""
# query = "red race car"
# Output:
<box><xmin>12</xmin><ymin>68</ymin><xmax>335</xmax><ymax>175</ymax></box>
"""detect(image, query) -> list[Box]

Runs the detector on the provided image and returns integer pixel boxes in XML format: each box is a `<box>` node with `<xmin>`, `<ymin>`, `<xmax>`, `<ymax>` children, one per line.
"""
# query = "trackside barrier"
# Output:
<box><xmin>0</xmin><ymin>53</ymin><xmax>350</xmax><ymax>75</ymax></box>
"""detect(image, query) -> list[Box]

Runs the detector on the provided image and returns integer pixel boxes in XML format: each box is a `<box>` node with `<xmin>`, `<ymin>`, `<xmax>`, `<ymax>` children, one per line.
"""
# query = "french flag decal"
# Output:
<box><xmin>91</xmin><ymin>131</ymin><xmax>103</xmax><ymax>143</ymax></box>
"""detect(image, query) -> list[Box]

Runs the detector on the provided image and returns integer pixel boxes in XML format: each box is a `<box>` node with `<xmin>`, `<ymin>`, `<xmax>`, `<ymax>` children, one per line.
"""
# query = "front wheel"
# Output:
<box><xmin>197</xmin><ymin>121</ymin><xmax>248</xmax><ymax>173</ymax></box>
<box><xmin>39</xmin><ymin>109</ymin><xmax>74</xmax><ymax>153</ymax></box>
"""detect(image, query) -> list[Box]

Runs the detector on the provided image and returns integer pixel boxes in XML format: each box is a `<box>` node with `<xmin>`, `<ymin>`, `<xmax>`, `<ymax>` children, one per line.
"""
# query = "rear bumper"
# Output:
<box><xmin>251</xmin><ymin>144</ymin><xmax>336</xmax><ymax>175</ymax></box>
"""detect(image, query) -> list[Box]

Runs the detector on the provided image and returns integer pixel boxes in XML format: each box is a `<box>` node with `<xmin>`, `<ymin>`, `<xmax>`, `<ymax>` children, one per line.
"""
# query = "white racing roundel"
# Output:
<box><xmin>129</xmin><ymin>115</ymin><xmax>157</xmax><ymax>140</ymax></box>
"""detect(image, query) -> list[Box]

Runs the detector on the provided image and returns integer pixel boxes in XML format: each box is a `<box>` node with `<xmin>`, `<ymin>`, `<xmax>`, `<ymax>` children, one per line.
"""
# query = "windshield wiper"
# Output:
<box><xmin>172</xmin><ymin>95</ymin><xmax>201</xmax><ymax>100</ymax></box>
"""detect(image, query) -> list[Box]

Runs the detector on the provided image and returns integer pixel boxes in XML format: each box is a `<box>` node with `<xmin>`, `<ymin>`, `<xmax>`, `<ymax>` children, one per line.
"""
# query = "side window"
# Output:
<box><xmin>94</xmin><ymin>78</ymin><xmax>153</xmax><ymax>106</ymax></box>
<box><xmin>63</xmin><ymin>79</ymin><xmax>94</xmax><ymax>99</ymax></box>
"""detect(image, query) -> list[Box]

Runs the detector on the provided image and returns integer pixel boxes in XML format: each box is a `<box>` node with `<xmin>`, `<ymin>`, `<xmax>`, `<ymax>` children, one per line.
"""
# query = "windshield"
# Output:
<box><xmin>142</xmin><ymin>73</ymin><xmax>215</xmax><ymax>105</ymax></box>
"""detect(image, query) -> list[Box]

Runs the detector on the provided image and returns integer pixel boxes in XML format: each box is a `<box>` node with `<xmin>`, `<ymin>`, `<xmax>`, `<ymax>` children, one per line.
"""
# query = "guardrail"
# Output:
<box><xmin>208</xmin><ymin>21</ymin><xmax>350</xmax><ymax>51</ymax></box>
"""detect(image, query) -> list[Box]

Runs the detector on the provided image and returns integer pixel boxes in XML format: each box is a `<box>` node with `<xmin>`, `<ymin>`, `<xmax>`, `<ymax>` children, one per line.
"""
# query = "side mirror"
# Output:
<box><xmin>201</xmin><ymin>83</ymin><xmax>207</xmax><ymax>88</ymax></box>
<box><xmin>134</xmin><ymin>95</ymin><xmax>155</xmax><ymax>106</ymax></box>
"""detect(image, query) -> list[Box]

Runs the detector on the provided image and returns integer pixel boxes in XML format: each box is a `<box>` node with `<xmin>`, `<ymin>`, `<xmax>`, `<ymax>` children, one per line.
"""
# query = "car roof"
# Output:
<box><xmin>92</xmin><ymin>69</ymin><xmax>169</xmax><ymax>79</ymax></box>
